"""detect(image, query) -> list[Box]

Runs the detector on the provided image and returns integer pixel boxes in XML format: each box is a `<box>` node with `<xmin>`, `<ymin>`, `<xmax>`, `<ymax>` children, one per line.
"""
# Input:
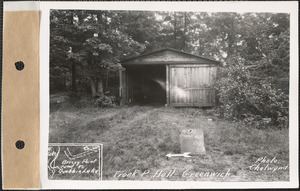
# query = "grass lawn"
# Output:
<box><xmin>49</xmin><ymin>103</ymin><xmax>289</xmax><ymax>181</ymax></box>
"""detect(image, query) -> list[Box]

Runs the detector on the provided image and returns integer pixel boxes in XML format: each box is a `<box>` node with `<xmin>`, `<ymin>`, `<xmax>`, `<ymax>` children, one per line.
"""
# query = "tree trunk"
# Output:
<box><xmin>70</xmin><ymin>12</ymin><xmax>76</xmax><ymax>93</ymax></box>
<box><xmin>63</xmin><ymin>72</ymin><xmax>67</xmax><ymax>89</ymax></box>
<box><xmin>198</xmin><ymin>38</ymin><xmax>204</xmax><ymax>56</ymax></box>
<box><xmin>173</xmin><ymin>12</ymin><xmax>177</xmax><ymax>49</ymax></box>
<box><xmin>106</xmin><ymin>73</ymin><xmax>109</xmax><ymax>89</ymax></box>
<box><xmin>226</xmin><ymin>21</ymin><xmax>235</xmax><ymax>59</ymax></box>
<box><xmin>97</xmin><ymin>12</ymin><xmax>103</xmax><ymax>38</ymax></box>
<box><xmin>90</xmin><ymin>77</ymin><xmax>104</xmax><ymax>98</ymax></box>
<box><xmin>182</xmin><ymin>12</ymin><xmax>187</xmax><ymax>51</ymax></box>
<box><xmin>77</xmin><ymin>11</ymin><xmax>84</xmax><ymax>24</ymax></box>
<box><xmin>97</xmin><ymin>78</ymin><xmax>103</xmax><ymax>96</ymax></box>
<box><xmin>91</xmin><ymin>77</ymin><xmax>97</xmax><ymax>98</ymax></box>
<box><xmin>89</xmin><ymin>12</ymin><xmax>105</xmax><ymax>98</ymax></box>
<box><xmin>71</xmin><ymin>62</ymin><xmax>76</xmax><ymax>93</ymax></box>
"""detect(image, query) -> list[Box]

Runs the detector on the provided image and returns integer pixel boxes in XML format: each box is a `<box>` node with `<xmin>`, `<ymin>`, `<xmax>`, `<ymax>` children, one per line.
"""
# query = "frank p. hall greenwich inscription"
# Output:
<box><xmin>114</xmin><ymin>169</ymin><xmax>232</xmax><ymax>179</ymax></box>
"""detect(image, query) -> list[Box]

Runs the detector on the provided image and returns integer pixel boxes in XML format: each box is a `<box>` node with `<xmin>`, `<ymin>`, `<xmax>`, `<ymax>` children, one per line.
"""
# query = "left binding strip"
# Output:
<box><xmin>2</xmin><ymin>1</ymin><xmax>40</xmax><ymax>189</ymax></box>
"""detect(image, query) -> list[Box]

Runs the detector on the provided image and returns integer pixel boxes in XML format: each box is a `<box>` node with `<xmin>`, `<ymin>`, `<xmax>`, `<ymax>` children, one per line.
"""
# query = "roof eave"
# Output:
<box><xmin>120</xmin><ymin>48</ymin><xmax>221</xmax><ymax>64</ymax></box>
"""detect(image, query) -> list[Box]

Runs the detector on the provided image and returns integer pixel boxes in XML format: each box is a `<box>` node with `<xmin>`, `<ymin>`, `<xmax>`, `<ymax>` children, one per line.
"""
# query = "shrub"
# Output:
<box><xmin>95</xmin><ymin>93</ymin><xmax>117</xmax><ymax>107</ymax></box>
<box><xmin>215</xmin><ymin>59</ymin><xmax>289</xmax><ymax>129</ymax></box>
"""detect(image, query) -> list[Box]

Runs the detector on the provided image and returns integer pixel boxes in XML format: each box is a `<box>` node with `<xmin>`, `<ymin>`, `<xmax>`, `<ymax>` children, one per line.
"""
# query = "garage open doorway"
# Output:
<box><xmin>126</xmin><ymin>65</ymin><xmax>166</xmax><ymax>105</ymax></box>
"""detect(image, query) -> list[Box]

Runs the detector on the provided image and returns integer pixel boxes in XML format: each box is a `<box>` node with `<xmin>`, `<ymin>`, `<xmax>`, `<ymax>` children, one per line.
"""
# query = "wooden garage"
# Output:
<box><xmin>119</xmin><ymin>48</ymin><xmax>220</xmax><ymax>107</ymax></box>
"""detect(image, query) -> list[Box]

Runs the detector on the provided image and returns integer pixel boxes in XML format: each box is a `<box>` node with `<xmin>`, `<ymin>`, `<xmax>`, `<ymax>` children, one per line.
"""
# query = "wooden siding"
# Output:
<box><xmin>169</xmin><ymin>65</ymin><xmax>216</xmax><ymax>107</ymax></box>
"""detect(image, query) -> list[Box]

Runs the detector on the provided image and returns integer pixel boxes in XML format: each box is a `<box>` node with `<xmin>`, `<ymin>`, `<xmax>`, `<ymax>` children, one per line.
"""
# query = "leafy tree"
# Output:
<box><xmin>213</xmin><ymin>13</ymin><xmax>289</xmax><ymax>128</ymax></box>
<box><xmin>50</xmin><ymin>10</ymin><xmax>146</xmax><ymax>97</ymax></box>
<box><xmin>50</xmin><ymin>10</ymin><xmax>290</xmax><ymax>128</ymax></box>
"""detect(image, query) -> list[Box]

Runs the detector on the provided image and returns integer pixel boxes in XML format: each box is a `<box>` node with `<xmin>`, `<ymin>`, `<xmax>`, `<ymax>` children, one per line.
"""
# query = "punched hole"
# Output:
<box><xmin>15</xmin><ymin>140</ymin><xmax>25</xmax><ymax>149</ymax></box>
<box><xmin>15</xmin><ymin>61</ymin><xmax>24</xmax><ymax>71</ymax></box>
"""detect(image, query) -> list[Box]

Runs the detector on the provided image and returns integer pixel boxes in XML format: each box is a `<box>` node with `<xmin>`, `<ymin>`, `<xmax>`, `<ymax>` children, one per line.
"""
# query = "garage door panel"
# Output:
<box><xmin>169</xmin><ymin>65</ymin><xmax>216</xmax><ymax>107</ymax></box>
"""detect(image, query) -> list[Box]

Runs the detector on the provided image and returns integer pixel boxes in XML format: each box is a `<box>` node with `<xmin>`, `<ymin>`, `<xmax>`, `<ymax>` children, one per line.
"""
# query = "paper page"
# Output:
<box><xmin>1</xmin><ymin>1</ymin><xmax>298</xmax><ymax>189</ymax></box>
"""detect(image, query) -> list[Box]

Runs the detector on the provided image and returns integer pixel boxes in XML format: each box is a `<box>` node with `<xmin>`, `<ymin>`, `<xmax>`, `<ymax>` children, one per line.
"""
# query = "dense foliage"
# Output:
<box><xmin>215</xmin><ymin>60</ymin><xmax>289</xmax><ymax>128</ymax></box>
<box><xmin>214</xmin><ymin>13</ymin><xmax>289</xmax><ymax>128</ymax></box>
<box><xmin>50</xmin><ymin>10</ymin><xmax>289</xmax><ymax>128</ymax></box>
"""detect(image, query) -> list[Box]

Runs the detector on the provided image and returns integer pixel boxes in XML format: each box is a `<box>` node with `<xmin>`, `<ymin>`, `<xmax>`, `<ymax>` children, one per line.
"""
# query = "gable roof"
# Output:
<box><xmin>121</xmin><ymin>48</ymin><xmax>220</xmax><ymax>66</ymax></box>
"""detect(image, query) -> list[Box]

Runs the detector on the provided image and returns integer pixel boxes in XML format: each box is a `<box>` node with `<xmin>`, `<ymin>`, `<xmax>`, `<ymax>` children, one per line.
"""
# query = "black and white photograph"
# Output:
<box><xmin>48</xmin><ymin>8</ymin><xmax>291</xmax><ymax>182</ymax></box>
